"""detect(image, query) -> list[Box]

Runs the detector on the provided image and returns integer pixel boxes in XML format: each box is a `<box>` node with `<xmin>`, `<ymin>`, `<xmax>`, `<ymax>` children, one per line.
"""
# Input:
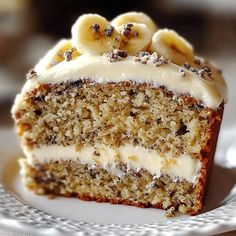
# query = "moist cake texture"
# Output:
<box><xmin>12</xmin><ymin>12</ymin><xmax>227</xmax><ymax>216</ymax></box>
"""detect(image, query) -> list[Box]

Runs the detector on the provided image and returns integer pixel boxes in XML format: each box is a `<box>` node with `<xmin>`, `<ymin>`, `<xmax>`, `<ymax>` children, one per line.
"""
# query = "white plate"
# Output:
<box><xmin>0</xmin><ymin>128</ymin><xmax>236</xmax><ymax>236</ymax></box>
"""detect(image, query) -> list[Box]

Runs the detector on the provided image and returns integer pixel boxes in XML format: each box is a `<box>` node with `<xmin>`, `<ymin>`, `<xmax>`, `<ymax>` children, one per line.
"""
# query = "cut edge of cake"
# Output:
<box><xmin>12</xmin><ymin>12</ymin><xmax>227</xmax><ymax>216</ymax></box>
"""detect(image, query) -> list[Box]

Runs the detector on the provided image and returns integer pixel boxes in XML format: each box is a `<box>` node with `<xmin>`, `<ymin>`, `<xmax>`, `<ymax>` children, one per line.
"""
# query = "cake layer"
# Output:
<box><xmin>13</xmin><ymin>81</ymin><xmax>218</xmax><ymax>157</ymax></box>
<box><xmin>20</xmin><ymin>159</ymin><xmax>202</xmax><ymax>216</ymax></box>
<box><xmin>16</xmin><ymin>55</ymin><xmax>226</xmax><ymax>109</ymax></box>
<box><xmin>23</xmin><ymin>144</ymin><xmax>201</xmax><ymax>183</ymax></box>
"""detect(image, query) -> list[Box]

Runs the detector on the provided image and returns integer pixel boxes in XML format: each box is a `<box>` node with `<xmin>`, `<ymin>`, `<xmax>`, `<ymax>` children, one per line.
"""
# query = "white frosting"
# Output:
<box><xmin>13</xmin><ymin>53</ymin><xmax>226</xmax><ymax>110</ymax></box>
<box><xmin>23</xmin><ymin>144</ymin><xmax>201</xmax><ymax>184</ymax></box>
<box><xmin>12</xmin><ymin>12</ymin><xmax>227</xmax><ymax>112</ymax></box>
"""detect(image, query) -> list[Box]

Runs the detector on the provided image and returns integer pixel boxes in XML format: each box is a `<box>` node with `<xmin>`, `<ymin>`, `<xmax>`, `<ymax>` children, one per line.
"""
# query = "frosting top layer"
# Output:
<box><xmin>22</xmin><ymin>12</ymin><xmax>226</xmax><ymax>109</ymax></box>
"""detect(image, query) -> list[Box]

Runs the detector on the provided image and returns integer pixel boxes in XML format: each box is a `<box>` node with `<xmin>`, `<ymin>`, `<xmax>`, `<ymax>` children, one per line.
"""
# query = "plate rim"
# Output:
<box><xmin>0</xmin><ymin>129</ymin><xmax>236</xmax><ymax>235</ymax></box>
<box><xmin>0</xmin><ymin>184</ymin><xmax>236</xmax><ymax>236</ymax></box>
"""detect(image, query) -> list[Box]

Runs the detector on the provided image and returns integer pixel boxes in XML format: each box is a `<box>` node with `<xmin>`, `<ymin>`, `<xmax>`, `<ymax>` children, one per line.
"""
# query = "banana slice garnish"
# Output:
<box><xmin>37</xmin><ymin>13</ymin><xmax>197</xmax><ymax>69</ymax></box>
<box><xmin>36</xmin><ymin>39</ymin><xmax>80</xmax><ymax>70</ymax></box>
<box><xmin>72</xmin><ymin>14</ymin><xmax>121</xmax><ymax>55</ymax></box>
<box><xmin>150</xmin><ymin>29</ymin><xmax>194</xmax><ymax>66</ymax></box>
<box><xmin>111</xmin><ymin>11</ymin><xmax>158</xmax><ymax>34</ymax></box>
<box><xmin>117</xmin><ymin>23</ymin><xmax>152</xmax><ymax>55</ymax></box>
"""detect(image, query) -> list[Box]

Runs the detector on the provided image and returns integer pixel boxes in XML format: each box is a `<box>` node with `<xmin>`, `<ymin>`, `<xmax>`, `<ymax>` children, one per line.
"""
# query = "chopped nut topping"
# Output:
<box><xmin>194</xmin><ymin>58</ymin><xmax>201</xmax><ymax>65</ymax></box>
<box><xmin>90</xmin><ymin>23</ymin><xmax>100</xmax><ymax>33</ymax></box>
<box><xmin>121</xmin><ymin>23</ymin><xmax>134</xmax><ymax>37</ymax></box>
<box><xmin>136</xmin><ymin>51</ymin><xmax>150</xmax><ymax>58</ymax></box>
<box><xmin>149</xmin><ymin>52</ymin><xmax>159</xmax><ymax>63</ymax></box>
<box><xmin>126</xmin><ymin>23</ymin><xmax>134</xmax><ymax>27</ymax></box>
<box><xmin>203</xmin><ymin>66</ymin><xmax>212</xmax><ymax>76</ymax></box>
<box><xmin>116</xmin><ymin>49</ymin><xmax>128</xmax><ymax>58</ymax></box>
<box><xmin>154</xmin><ymin>56</ymin><xmax>167</xmax><ymax>67</ymax></box>
<box><xmin>63</xmin><ymin>47</ymin><xmax>79</xmax><ymax>62</ymax></box>
<box><xmin>183</xmin><ymin>63</ymin><xmax>212</xmax><ymax>78</ymax></box>
<box><xmin>179</xmin><ymin>68</ymin><xmax>185</xmax><ymax>77</ymax></box>
<box><xmin>26</xmin><ymin>69</ymin><xmax>37</xmax><ymax>80</ymax></box>
<box><xmin>135</xmin><ymin>51</ymin><xmax>168</xmax><ymax>66</ymax></box>
<box><xmin>197</xmin><ymin>68</ymin><xmax>205</xmax><ymax>77</ymax></box>
<box><xmin>63</xmin><ymin>50</ymin><xmax>73</xmax><ymax>61</ymax></box>
<box><xmin>183</xmin><ymin>63</ymin><xmax>191</xmax><ymax>70</ymax></box>
<box><xmin>104</xmin><ymin>25</ymin><xmax>114</xmax><ymax>37</ymax></box>
<box><xmin>134</xmin><ymin>51</ymin><xmax>150</xmax><ymax>64</ymax></box>
<box><xmin>104</xmin><ymin>49</ymin><xmax>128</xmax><ymax>62</ymax></box>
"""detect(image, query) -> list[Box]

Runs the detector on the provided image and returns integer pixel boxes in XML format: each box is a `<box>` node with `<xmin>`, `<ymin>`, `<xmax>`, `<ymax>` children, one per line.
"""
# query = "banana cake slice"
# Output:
<box><xmin>12</xmin><ymin>12</ymin><xmax>227</xmax><ymax>216</ymax></box>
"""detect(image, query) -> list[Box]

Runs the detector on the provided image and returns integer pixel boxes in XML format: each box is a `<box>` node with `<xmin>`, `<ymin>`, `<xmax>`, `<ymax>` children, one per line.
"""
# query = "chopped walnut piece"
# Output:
<box><xmin>104</xmin><ymin>25</ymin><xmax>114</xmax><ymax>37</ymax></box>
<box><xmin>104</xmin><ymin>49</ymin><xmax>128</xmax><ymax>62</ymax></box>
<box><xmin>154</xmin><ymin>56</ymin><xmax>167</xmax><ymax>67</ymax></box>
<box><xmin>183</xmin><ymin>63</ymin><xmax>191</xmax><ymax>70</ymax></box>
<box><xmin>63</xmin><ymin>47</ymin><xmax>79</xmax><ymax>62</ymax></box>
<box><xmin>90</xmin><ymin>23</ymin><xmax>100</xmax><ymax>33</ymax></box>
<box><xmin>134</xmin><ymin>51</ymin><xmax>150</xmax><ymax>64</ymax></box>
<box><xmin>121</xmin><ymin>23</ymin><xmax>134</xmax><ymax>37</ymax></box>
<box><xmin>63</xmin><ymin>50</ymin><xmax>73</xmax><ymax>61</ymax></box>
<box><xmin>26</xmin><ymin>69</ymin><xmax>38</xmax><ymax>80</ymax></box>
<box><xmin>134</xmin><ymin>52</ymin><xmax>168</xmax><ymax>66</ymax></box>
<box><xmin>183</xmin><ymin>63</ymin><xmax>212</xmax><ymax>78</ymax></box>
<box><xmin>194</xmin><ymin>58</ymin><xmax>201</xmax><ymax>65</ymax></box>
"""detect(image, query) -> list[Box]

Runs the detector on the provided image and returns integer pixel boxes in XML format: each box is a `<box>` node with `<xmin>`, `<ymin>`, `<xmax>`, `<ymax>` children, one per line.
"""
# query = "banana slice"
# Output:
<box><xmin>117</xmin><ymin>23</ymin><xmax>152</xmax><ymax>55</ymax></box>
<box><xmin>72</xmin><ymin>14</ymin><xmax>120</xmax><ymax>54</ymax></box>
<box><xmin>150</xmin><ymin>29</ymin><xmax>194</xmax><ymax>66</ymax></box>
<box><xmin>36</xmin><ymin>39</ymin><xmax>80</xmax><ymax>70</ymax></box>
<box><xmin>112</xmin><ymin>11</ymin><xmax>158</xmax><ymax>34</ymax></box>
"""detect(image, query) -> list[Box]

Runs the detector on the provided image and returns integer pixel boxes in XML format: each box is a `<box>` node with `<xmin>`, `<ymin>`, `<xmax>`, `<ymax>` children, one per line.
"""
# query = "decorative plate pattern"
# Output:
<box><xmin>0</xmin><ymin>183</ymin><xmax>236</xmax><ymax>235</ymax></box>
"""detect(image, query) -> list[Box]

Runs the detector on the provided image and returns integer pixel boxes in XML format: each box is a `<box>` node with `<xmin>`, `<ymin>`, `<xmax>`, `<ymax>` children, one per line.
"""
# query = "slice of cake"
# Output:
<box><xmin>12</xmin><ymin>12</ymin><xmax>227</xmax><ymax>216</ymax></box>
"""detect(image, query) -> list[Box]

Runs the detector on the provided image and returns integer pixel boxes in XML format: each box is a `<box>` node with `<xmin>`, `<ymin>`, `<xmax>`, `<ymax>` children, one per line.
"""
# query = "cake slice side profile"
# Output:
<box><xmin>12</xmin><ymin>12</ymin><xmax>227</xmax><ymax>216</ymax></box>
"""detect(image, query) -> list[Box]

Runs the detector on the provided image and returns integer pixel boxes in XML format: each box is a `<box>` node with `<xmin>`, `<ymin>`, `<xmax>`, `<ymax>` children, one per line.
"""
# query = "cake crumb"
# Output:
<box><xmin>48</xmin><ymin>194</ymin><xmax>56</xmax><ymax>199</ymax></box>
<box><xmin>166</xmin><ymin>206</ymin><xmax>177</xmax><ymax>217</ymax></box>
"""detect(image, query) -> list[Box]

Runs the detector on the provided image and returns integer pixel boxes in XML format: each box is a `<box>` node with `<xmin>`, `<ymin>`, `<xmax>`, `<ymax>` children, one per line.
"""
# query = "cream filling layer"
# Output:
<box><xmin>14</xmin><ymin>54</ymin><xmax>226</xmax><ymax>110</ymax></box>
<box><xmin>23</xmin><ymin>143</ymin><xmax>201</xmax><ymax>184</ymax></box>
